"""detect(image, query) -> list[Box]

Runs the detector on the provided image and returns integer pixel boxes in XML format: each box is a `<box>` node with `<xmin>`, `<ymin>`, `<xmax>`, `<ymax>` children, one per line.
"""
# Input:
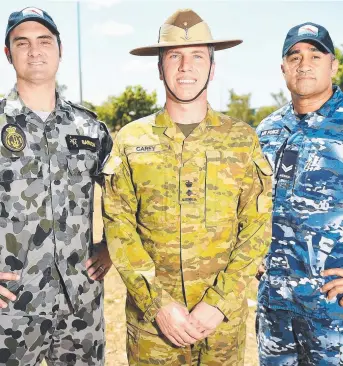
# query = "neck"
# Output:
<box><xmin>16</xmin><ymin>79</ymin><xmax>56</xmax><ymax>112</ymax></box>
<box><xmin>166</xmin><ymin>95</ymin><xmax>208</xmax><ymax>125</ymax></box>
<box><xmin>292</xmin><ymin>86</ymin><xmax>333</xmax><ymax>115</ymax></box>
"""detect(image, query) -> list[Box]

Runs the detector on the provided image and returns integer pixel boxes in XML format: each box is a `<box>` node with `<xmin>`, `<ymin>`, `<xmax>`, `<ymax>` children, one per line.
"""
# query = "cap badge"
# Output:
<box><xmin>298</xmin><ymin>24</ymin><xmax>318</xmax><ymax>37</ymax></box>
<box><xmin>22</xmin><ymin>7</ymin><xmax>44</xmax><ymax>18</ymax></box>
<box><xmin>183</xmin><ymin>21</ymin><xmax>190</xmax><ymax>40</ymax></box>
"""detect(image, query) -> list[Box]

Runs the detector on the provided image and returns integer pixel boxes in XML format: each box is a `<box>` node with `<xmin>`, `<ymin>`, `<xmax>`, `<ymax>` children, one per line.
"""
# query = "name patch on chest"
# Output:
<box><xmin>260</xmin><ymin>128</ymin><xmax>282</xmax><ymax>137</ymax></box>
<box><xmin>135</xmin><ymin>146</ymin><xmax>156</xmax><ymax>152</ymax></box>
<box><xmin>66</xmin><ymin>135</ymin><xmax>99</xmax><ymax>152</ymax></box>
<box><xmin>277</xmin><ymin>150</ymin><xmax>298</xmax><ymax>180</ymax></box>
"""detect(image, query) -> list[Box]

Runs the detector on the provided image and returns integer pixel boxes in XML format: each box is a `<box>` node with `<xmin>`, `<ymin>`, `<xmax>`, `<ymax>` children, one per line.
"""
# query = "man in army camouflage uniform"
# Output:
<box><xmin>256</xmin><ymin>22</ymin><xmax>343</xmax><ymax>365</ymax></box>
<box><xmin>0</xmin><ymin>7</ymin><xmax>113</xmax><ymax>365</ymax></box>
<box><xmin>102</xmin><ymin>9</ymin><xmax>272</xmax><ymax>366</ymax></box>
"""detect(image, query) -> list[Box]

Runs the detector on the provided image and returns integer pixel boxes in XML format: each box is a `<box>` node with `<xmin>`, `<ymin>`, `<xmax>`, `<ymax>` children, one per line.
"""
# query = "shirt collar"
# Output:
<box><xmin>3</xmin><ymin>84</ymin><xmax>73</xmax><ymax>119</ymax></box>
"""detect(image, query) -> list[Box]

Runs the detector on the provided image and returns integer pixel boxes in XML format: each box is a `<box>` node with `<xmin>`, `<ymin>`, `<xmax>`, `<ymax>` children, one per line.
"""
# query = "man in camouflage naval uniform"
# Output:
<box><xmin>102</xmin><ymin>9</ymin><xmax>272</xmax><ymax>366</ymax></box>
<box><xmin>256</xmin><ymin>22</ymin><xmax>343</xmax><ymax>365</ymax></box>
<box><xmin>0</xmin><ymin>7</ymin><xmax>113</xmax><ymax>366</ymax></box>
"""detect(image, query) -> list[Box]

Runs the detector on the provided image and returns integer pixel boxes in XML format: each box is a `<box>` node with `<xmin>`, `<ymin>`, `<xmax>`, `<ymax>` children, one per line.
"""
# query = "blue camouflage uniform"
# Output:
<box><xmin>256</xmin><ymin>86</ymin><xmax>343</xmax><ymax>365</ymax></box>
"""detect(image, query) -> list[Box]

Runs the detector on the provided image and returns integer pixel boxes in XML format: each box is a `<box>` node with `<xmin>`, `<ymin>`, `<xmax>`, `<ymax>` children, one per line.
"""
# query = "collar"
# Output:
<box><xmin>281</xmin><ymin>85</ymin><xmax>343</xmax><ymax>119</ymax></box>
<box><xmin>3</xmin><ymin>84</ymin><xmax>73</xmax><ymax>119</ymax></box>
<box><xmin>153</xmin><ymin>104</ymin><xmax>222</xmax><ymax>141</ymax></box>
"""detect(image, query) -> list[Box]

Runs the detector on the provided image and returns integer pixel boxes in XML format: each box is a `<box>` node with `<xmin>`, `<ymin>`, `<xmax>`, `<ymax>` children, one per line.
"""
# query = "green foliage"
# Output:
<box><xmin>226</xmin><ymin>89</ymin><xmax>254</xmax><ymax>125</ymax></box>
<box><xmin>96</xmin><ymin>85</ymin><xmax>160</xmax><ymax>130</ymax></box>
<box><xmin>226</xmin><ymin>89</ymin><xmax>288</xmax><ymax>127</ymax></box>
<box><xmin>333</xmin><ymin>46</ymin><xmax>343</xmax><ymax>90</ymax></box>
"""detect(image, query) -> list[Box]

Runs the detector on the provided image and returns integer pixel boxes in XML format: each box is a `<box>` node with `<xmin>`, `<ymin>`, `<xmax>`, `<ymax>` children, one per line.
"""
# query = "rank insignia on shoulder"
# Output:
<box><xmin>1</xmin><ymin>124</ymin><xmax>26</xmax><ymax>152</ymax></box>
<box><xmin>66</xmin><ymin>135</ymin><xmax>100</xmax><ymax>152</ymax></box>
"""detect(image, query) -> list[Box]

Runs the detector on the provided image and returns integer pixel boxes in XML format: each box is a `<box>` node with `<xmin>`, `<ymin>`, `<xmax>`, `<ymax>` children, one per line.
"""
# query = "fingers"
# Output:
<box><xmin>0</xmin><ymin>285</ymin><xmax>17</xmax><ymax>307</ymax></box>
<box><xmin>327</xmin><ymin>286</ymin><xmax>343</xmax><ymax>301</ymax></box>
<box><xmin>166</xmin><ymin>334</ymin><xmax>184</xmax><ymax>348</ymax></box>
<box><xmin>183</xmin><ymin>321</ymin><xmax>205</xmax><ymax>340</ymax></box>
<box><xmin>321</xmin><ymin>268</ymin><xmax>343</xmax><ymax>277</ymax></box>
<box><xmin>85</xmin><ymin>257</ymin><xmax>97</xmax><ymax>270</ymax></box>
<box><xmin>0</xmin><ymin>272</ymin><xmax>20</xmax><ymax>282</ymax></box>
<box><xmin>87</xmin><ymin>262</ymin><xmax>109</xmax><ymax>280</ymax></box>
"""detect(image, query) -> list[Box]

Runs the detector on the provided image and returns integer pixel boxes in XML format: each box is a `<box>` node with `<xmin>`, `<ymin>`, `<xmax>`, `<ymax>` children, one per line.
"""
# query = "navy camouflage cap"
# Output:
<box><xmin>282</xmin><ymin>22</ymin><xmax>334</xmax><ymax>57</ymax></box>
<box><xmin>5</xmin><ymin>7</ymin><xmax>59</xmax><ymax>47</ymax></box>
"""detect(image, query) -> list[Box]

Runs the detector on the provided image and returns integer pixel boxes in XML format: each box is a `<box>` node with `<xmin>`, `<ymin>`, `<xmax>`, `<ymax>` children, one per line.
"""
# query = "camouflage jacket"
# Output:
<box><xmin>257</xmin><ymin>86</ymin><xmax>343</xmax><ymax>320</ymax></box>
<box><xmin>0</xmin><ymin>87</ymin><xmax>112</xmax><ymax>315</ymax></box>
<box><xmin>103</xmin><ymin>106</ymin><xmax>272</xmax><ymax>333</ymax></box>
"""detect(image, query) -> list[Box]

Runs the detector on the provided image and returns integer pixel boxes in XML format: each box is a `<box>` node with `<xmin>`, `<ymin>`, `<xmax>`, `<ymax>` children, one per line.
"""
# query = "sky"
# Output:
<box><xmin>0</xmin><ymin>0</ymin><xmax>342</xmax><ymax>110</ymax></box>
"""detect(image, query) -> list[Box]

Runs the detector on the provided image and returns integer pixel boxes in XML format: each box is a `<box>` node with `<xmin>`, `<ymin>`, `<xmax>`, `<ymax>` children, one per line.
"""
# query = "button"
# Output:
<box><xmin>185</xmin><ymin>180</ymin><xmax>193</xmax><ymax>187</ymax></box>
<box><xmin>186</xmin><ymin>190</ymin><xmax>192</xmax><ymax>196</ymax></box>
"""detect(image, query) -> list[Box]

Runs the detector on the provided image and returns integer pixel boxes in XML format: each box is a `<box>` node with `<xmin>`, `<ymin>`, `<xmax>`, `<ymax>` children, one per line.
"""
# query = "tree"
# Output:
<box><xmin>271</xmin><ymin>89</ymin><xmax>288</xmax><ymax>108</ymax></box>
<box><xmin>96</xmin><ymin>85</ymin><xmax>160</xmax><ymax>130</ymax></box>
<box><xmin>226</xmin><ymin>89</ymin><xmax>254</xmax><ymax>125</ymax></box>
<box><xmin>252</xmin><ymin>106</ymin><xmax>277</xmax><ymax>127</ymax></box>
<box><xmin>333</xmin><ymin>46</ymin><xmax>343</xmax><ymax>90</ymax></box>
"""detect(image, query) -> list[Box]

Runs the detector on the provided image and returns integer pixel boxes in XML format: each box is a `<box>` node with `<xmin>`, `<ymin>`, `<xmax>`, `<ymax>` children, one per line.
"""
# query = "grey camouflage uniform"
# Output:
<box><xmin>0</xmin><ymin>87</ymin><xmax>112</xmax><ymax>365</ymax></box>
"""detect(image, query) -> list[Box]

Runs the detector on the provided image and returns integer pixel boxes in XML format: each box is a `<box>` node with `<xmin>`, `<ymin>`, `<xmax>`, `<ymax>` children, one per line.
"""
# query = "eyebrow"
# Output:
<box><xmin>166</xmin><ymin>50</ymin><xmax>207</xmax><ymax>55</ymax></box>
<box><xmin>287</xmin><ymin>47</ymin><xmax>321</xmax><ymax>56</ymax></box>
<box><xmin>12</xmin><ymin>35</ymin><xmax>54</xmax><ymax>42</ymax></box>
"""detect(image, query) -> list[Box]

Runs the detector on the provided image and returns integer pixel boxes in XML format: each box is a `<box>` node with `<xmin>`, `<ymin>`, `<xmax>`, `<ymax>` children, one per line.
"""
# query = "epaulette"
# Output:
<box><xmin>66</xmin><ymin>100</ymin><xmax>97</xmax><ymax>119</ymax></box>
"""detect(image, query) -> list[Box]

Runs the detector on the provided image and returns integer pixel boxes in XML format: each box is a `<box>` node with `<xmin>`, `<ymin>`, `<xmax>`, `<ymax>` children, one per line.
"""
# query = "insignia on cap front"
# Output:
<box><xmin>298</xmin><ymin>24</ymin><xmax>318</xmax><ymax>37</ymax></box>
<box><xmin>1</xmin><ymin>124</ymin><xmax>26</xmax><ymax>152</ymax></box>
<box><xmin>22</xmin><ymin>7</ymin><xmax>44</xmax><ymax>17</ymax></box>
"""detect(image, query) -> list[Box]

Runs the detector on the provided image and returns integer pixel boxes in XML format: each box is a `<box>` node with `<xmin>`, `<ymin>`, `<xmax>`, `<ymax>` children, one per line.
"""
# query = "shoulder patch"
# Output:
<box><xmin>66</xmin><ymin>101</ymin><xmax>97</xmax><ymax>119</ymax></box>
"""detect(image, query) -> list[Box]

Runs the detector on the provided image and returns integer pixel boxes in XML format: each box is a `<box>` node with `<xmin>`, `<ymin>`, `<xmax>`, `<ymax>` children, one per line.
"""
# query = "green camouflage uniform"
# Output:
<box><xmin>103</xmin><ymin>106</ymin><xmax>272</xmax><ymax>365</ymax></box>
<box><xmin>0</xmin><ymin>87</ymin><xmax>112</xmax><ymax>366</ymax></box>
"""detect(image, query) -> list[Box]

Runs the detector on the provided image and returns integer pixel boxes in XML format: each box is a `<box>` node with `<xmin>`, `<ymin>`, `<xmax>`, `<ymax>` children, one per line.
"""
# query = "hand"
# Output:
<box><xmin>86</xmin><ymin>243</ymin><xmax>112</xmax><ymax>281</ymax></box>
<box><xmin>255</xmin><ymin>263</ymin><xmax>266</xmax><ymax>281</ymax></box>
<box><xmin>0</xmin><ymin>272</ymin><xmax>20</xmax><ymax>308</ymax></box>
<box><xmin>155</xmin><ymin>302</ymin><xmax>203</xmax><ymax>347</ymax></box>
<box><xmin>188</xmin><ymin>301</ymin><xmax>225</xmax><ymax>339</ymax></box>
<box><xmin>321</xmin><ymin>268</ymin><xmax>343</xmax><ymax>306</ymax></box>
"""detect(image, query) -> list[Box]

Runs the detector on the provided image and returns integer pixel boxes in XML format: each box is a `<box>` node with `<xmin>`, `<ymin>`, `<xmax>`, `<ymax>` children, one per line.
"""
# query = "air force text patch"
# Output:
<box><xmin>260</xmin><ymin>128</ymin><xmax>282</xmax><ymax>137</ymax></box>
<box><xmin>1</xmin><ymin>124</ymin><xmax>26</xmax><ymax>152</ymax></box>
<box><xmin>66</xmin><ymin>135</ymin><xmax>99</xmax><ymax>152</ymax></box>
<box><xmin>277</xmin><ymin>150</ymin><xmax>298</xmax><ymax>180</ymax></box>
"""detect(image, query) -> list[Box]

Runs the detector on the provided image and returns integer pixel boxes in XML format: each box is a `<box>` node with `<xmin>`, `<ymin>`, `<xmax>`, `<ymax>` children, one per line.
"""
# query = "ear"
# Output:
<box><xmin>209</xmin><ymin>62</ymin><xmax>216</xmax><ymax>81</ymax></box>
<box><xmin>331</xmin><ymin>58</ymin><xmax>339</xmax><ymax>78</ymax></box>
<box><xmin>4</xmin><ymin>47</ymin><xmax>11</xmax><ymax>64</ymax></box>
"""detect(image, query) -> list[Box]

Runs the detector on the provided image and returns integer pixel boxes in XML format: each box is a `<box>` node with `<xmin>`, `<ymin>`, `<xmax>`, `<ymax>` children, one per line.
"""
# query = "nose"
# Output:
<box><xmin>28</xmin><ymin>43</ymin><xmax>42</xmax><ymax>58</ymax></box>
<box><xmin>179</xmin><ymin>55</ymin><xmax>193</xmax><ymax>72</ymax></box>
<box><xmin>297</xmin><ymin>56</ymin><xmax>312</xmax><ymax>74</ymax></box>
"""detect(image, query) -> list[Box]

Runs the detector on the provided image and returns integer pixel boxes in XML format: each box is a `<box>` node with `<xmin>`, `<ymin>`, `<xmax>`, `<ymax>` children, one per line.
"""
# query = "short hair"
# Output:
<box><xmin>158</xmin><ymin>44</ymin><xmax>215</xmax><ymax>64</ymax></box>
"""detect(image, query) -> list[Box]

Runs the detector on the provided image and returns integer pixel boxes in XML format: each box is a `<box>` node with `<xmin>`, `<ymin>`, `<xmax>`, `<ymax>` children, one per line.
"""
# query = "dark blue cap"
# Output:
<box><xmin>5</xmin><ymin>7</ymin><xmax>59</xmax><ymax>47</ymax></box>
<box><xmin>282</xmin><ymin>22</ymin><xmax>334</xmax><ymax>57</ymax></box>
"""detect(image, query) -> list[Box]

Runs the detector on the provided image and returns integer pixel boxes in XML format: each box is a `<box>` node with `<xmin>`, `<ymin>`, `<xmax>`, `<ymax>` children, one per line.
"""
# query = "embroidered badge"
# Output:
<box><xmin>277</xmin><ymin>150</ymin><xmax>298</xmax><ymax>180</ymax></box>
<box><xmin>260</xmin><ymin>129</ymin><xmax>282</xmax><ymax>137</ymax></box>
<box><xmin>135</xmin><ymin>146</ymin><xmax>156</xmax><ymax>153</ymax></box>
<box><xmin>66</xmin><ymin>135</ymin><xmax>99</xmax><ymax>152</ymax></box>
<box><xmin>1</xmin><ymin>124</ymin><xmax>26</xmax><ymax>152</ymax></box>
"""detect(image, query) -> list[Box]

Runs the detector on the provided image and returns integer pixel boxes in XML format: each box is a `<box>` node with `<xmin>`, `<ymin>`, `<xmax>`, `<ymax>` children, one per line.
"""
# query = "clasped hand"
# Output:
<box><xmin>156</xmin><ymin>301</ymin><xmax>224</xmax><ymax>347</ymax></box>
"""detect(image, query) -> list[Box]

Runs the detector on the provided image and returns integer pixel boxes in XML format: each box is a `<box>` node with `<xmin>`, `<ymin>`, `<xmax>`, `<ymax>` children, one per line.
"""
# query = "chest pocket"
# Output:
<box><xmin>126</xmin><ymin>144</ymin><xmax>176</xmax><ymax>226</ymax></box>
<box><xmin>205</xmin><ymin>151</ymin><xmax>241</xmax><ymax>227</ymax></box>
<box><xmin>0</xmin><ymin>156</ymin><xmax>46</xmax><ymax>222</ymax></box>
<box><xmin>67</xmin><ymin>152</ymin><xmax>98</xmax><ymax>216</ymax></box>
<box><xmin>300</xmin><ymin>138</ymin><xmax>343</xmax><ymax>204</ymax></box>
